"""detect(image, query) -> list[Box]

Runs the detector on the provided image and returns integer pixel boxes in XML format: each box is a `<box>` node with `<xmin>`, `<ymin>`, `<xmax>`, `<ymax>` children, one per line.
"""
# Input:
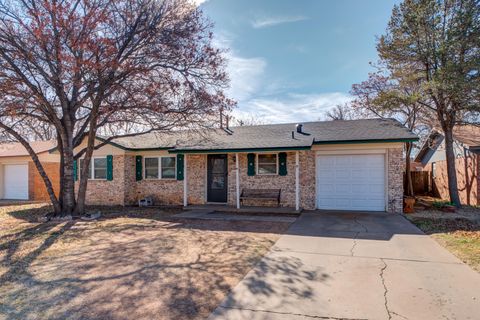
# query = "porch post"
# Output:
<box><xmin>236</xmin><ymin>153</ymin><xmax>240</xmax><ymax>209</ymax></box>
<box><xmin>183</xmin><ymin>155</ymin><xmax>188</xmax><ymax>207</ymax></box>
<box><xmin>295</xmin><ymin>151</ymin><xmax>300</xmax><ymax>211</ymax></box>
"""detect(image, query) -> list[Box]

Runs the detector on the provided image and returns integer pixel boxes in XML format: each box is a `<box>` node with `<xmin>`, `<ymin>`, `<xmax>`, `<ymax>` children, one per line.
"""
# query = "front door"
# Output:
<box><xmin>207</xmin><ymin>154</ymin><xmax>228</xmax><ymax>203</ymax></box>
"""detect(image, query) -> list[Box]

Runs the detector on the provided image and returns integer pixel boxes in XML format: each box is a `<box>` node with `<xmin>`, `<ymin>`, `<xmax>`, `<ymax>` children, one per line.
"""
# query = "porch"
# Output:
<box><xmin>178</xmin><ymin>150</ymin><xmax>309</xmax><ymax>211</ymax></box>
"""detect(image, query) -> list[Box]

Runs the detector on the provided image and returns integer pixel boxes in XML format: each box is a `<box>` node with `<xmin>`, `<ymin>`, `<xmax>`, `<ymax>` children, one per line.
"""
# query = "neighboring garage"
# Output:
<box><xmin>316</xmin><ymin>151</ymin><xmax>387</xmax><ymax>212</ymax></box>
<box><xmin>3</xmin><ymin>164</ymin><xmax>29</xmax><ymax>199</ymax></box>
<box><xmin>0</xmin><ymin>140</ymin><xmax>59</xmax><ymax>201</ymax></box>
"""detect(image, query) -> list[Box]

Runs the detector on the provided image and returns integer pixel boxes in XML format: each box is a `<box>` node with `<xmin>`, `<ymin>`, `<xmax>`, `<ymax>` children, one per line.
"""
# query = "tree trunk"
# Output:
<box><xmin>58</xmin><ymin>126</ymin><xmax>76</xmax><ymax>216</ymax></box>
<box><xmin>405</xmin><ymin>142</ymin><xmax>414</xmax><ymax>197</ymax></box>
<box><xmin>74</xmin><ymin>106</ymin><xmax>100</xmax><ymax>216</ymax></box>
<box><xmin>444</xmin><ymin>128</ymin><xmax>462</xmax><ymax>207</ymax></box>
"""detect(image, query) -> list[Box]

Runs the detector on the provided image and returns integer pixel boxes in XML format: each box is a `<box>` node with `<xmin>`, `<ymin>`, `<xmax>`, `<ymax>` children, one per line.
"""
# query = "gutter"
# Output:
<box><xmin>168</xmin><ymin>146</ymin><xmax>312</xmax><ymax>154</ymax></box>
<box><xmin>313</xmin><ymin>138</ymin><xmax>418</xmax><ymax>145</ymax></box>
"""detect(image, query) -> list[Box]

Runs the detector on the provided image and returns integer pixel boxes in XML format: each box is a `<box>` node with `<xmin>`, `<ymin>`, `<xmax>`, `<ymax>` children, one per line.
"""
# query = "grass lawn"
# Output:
<box><xmin>0</xmin><ymin>203</ymin><xmax>291</xmax><ymax>320</ymax></box>
<box><xmin>407</xmin><ymin>208</ymin><xmax>480</xmax><ymax>272</ymax></box>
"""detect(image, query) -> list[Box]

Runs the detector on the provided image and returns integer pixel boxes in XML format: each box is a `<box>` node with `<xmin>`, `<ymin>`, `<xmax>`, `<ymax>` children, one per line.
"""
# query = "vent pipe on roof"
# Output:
<box><xmin>296</xmin><ymin>123</ymin><xmax>303</xmax><ymax>134</ymax></box>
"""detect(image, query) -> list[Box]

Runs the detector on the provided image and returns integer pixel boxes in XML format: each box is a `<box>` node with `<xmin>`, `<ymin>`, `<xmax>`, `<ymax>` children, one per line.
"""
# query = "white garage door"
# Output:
<box><xmin>4</xmin><ymin>164</ymin><xmax>29</xmax><ymax>200</ymax></box>
<box><xmin>316</xmin><ymin>154</ymin><xmax>386</xmax><ymax>211</ymax></box>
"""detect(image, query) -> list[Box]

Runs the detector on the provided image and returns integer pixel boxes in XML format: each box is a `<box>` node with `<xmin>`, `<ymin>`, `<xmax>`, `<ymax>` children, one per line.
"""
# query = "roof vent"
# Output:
<box><xmin>296</xmin><ymin>123</ymin><xmax>303</xmax><ymax>134</ymax></box>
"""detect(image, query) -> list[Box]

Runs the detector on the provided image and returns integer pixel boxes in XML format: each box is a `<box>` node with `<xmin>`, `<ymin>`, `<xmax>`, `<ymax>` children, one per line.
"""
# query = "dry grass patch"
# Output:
<box><xmin>0</xmin><ymin>204</ymin><xmax>290</xmax><ymax>320</ymax></box>
<box><xmin>407</xmin><ymin>210</ymin><xmax>480</xmax><ymax>272</ymax></box>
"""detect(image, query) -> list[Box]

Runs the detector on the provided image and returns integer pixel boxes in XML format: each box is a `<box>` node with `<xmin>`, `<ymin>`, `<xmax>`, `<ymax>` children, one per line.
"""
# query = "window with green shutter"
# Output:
<box><xmin>135</xmin><ymin>155</ymin><xmax>143</xmax><ymax>181</ymax></box>
<box><xmin>106</xmin><ymin>155</ymin><xmax>113</xmax><ymax>181</ymax></box>
<box><xmin>247</xmin><ymin>153</ymin><xmax>255</xmax><ymax>176</ymax></box>
<box><xmin>176</xmin><ymin>154</ymin><xmax>184</xmax><ymax>180</ymax></box>
<box><xmin>279</xmin><ymin>152</ymin><xmax>287</xmax><ymax>176</ymax></box>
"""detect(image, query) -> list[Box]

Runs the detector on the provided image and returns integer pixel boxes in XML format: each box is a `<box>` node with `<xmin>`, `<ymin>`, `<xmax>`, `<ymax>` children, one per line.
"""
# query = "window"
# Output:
<box><xmin>145</xmin><ymin>158</ymin><xmax>159</xmax><ymax>179</ymax></box>
<box><xmin>80</xmin><ymin>157</ymin><xmax>107</xmax><ymax>180</ymax></box>
<box><xmin>257</xmin><ymin>154</ymin><xmax>278</xmax><ymax>175</ymax></box>
<box><xmin>144</xmin><ymin>156</ymin><xmax>176</xmax><ymax>179</ymax></box>
<box><xmin>161</xmin><ymin>157</ymin><xmax>176</xmax><ymax>179</ymax></box>
<box><xmin>431</xmin><ymin>162</ymin><xmax>436</xmax><ymax>178</ymax></box>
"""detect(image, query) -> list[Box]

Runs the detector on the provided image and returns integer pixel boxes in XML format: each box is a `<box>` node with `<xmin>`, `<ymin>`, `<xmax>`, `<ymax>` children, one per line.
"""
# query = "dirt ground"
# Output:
<box><xmin>0</xmin><ymin>204</ymin><xmax>291</xmax><ymax>320</ymax></box>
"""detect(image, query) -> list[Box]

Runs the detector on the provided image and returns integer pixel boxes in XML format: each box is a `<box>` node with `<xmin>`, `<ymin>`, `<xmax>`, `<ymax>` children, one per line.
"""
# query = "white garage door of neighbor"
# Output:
<box><xmin>4</xmin><ymin>164</ymin><xmax>29</xmax><ymax>200</ymax></box>
<box><xmin>316</xmin><ymin>154</ymin><xmax>386</xmax><ymax>211</ymax></box>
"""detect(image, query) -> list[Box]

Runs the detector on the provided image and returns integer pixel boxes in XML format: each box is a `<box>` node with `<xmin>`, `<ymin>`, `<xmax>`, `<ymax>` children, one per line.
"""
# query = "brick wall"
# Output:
<box><xmin>300</xmin><ymin>151</ymin><xmax>316</xmax><ymax>210</ymax></box>
<box><xmin>123</xmin><ymin>154</ymin><xmax>206</xmax><ymax>206</ymax></box>
<box><xmin>387</xmin><ymin>148</ymin><xmax>404</xmax><ymax>213</ymax></box>
<box><xmin>28</xmin><ymin>161</ymin><xmax>60</xmax><ymax>201</ymax></box>
<box><xmin>186</xmin><ymin>154</ymin><xmax>207</xmax><ymax>205</ymax></box>
<box><xmin>77</xmin><ymin>155</ymin><xmax>126</xmax><ymax>205</ymax></box>
<box><xmin>424</xmin><ymin>154</ymin><xmax>478</xmax><ymax>206</ymax></box>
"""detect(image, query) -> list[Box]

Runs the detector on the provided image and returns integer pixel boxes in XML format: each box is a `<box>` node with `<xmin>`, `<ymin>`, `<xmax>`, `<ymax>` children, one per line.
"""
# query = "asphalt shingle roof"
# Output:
<box><xmin>110</xmin><ymin>118</ymin><xmax>417</xmax><ymax>152</ymax></box>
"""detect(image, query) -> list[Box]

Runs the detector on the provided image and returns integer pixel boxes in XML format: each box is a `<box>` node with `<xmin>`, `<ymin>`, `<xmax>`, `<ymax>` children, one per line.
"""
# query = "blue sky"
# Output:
<box><xmin>196</xmin><ymin>0</ymin><xmax>399</xmax><ymax>123</ymax></box>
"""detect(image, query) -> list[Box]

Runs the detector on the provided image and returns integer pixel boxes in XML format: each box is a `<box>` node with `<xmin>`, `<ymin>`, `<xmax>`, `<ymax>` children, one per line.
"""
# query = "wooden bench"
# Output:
<box><xmin>240</xmin><ymin>188</ymin><xmax>281</xmax><ymax>207</ymax></box>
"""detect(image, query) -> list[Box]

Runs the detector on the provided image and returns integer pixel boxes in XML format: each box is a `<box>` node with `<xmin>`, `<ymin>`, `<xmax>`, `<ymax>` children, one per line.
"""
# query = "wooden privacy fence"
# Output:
<box><xmin>404</xmin><ymin>171</ymin><xmax>431</xmax><ymax>195</ymax></box>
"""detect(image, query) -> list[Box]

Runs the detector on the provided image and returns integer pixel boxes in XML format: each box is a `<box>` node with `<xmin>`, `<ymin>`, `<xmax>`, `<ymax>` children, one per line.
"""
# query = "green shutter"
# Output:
<box><xmin>247</xmin><ymin>153</ymin><xmax>255</xmax><ymax>176</ymax></box>
<box><xmin>279</xmin><ymin>152</ymin><xmax>287</xmax><ymax>176</ymax></box>
<box><xmin>135</xmin><ymin>155</ymin><xmax>143</xmax><ymax>181</ymax></box>
<box><xmin>176</xmin><ymin>154</ymin><xmax>184</xmax><ymax>180</ymax></box>
<box><xmin>73</xmin><ymin>159</ymin><xmax>78</xmax><ymax>181</ymax></box>
<box><xmin>106</xmin><ymin>155</ymin><xmax>113</xmax><ymax>181</ymax></box>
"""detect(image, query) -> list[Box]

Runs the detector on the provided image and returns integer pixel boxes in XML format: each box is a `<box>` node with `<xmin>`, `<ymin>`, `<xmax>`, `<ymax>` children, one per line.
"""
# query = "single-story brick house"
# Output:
<box><xmin>0</xmin><ymin>140</ymin><xmax>59</xmax><ymax>201</ymax></box>
<box><xmin>415</xmin><ymin>125</ymin><xmax>479</xmax><ymax>206</ymax></box>
<box><xmin>69</xmin><ymin>118</ymin><xmax>417</xmax><ymax>212</ymax></box>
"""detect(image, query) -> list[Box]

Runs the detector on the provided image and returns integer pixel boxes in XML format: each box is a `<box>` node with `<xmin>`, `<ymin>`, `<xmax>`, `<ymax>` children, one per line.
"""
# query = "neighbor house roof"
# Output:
<box><xmin>451</xmin><ymin>125</ymin><xmax>480</xmax><ymax>147</ymax></box>
<box><xmin>0</xmin><ymin>140</ymin><xmax>57</xmax><ymax>157</ymax></box>
<box><xmin>415</xmin><ymin>125</ymin><xmax>480</xmax><ymax>164</ymax></box>
<box><xmin>107</xmin><ymin>118</ymin><xmax>417</xmax><ymax>153</ymax></box>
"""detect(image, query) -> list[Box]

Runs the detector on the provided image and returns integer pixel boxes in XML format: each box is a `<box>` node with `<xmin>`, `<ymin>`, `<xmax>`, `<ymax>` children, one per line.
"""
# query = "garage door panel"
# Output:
<box><xmin>351</xmin><ymin>184</ymin><xmax>370</xmax><ymax>195</ymax></box>
<box><xmin>335</xmin><ymin>184</ymin><xmax>351</xmax><ymax>193</ymax></box>
<box><xmin>369</xmin><ymin>184</ymin><xmax>385</xmax><ymax>194</ymax></box>
<box><xmin>4</xmin><ymin>164</ymin><xmax>28</xmax><ymax>200</ymax></box>
<box><xmin>335</xmin><ymin>170</ymin><xmax>350</xmax><ymax>179</ymax></box>
<box><xmin>351</xmin><ymin>169</ymin><xmax>369</xmax><ymax>179</ymax></box>
<box><xmin>318</xmin><ymin>157</ymin><xmax>335</xmax><ymax>166</ymax></box>
<box><xmin>316</xmin><ymin>154</ymin><xmax>386</xmax><ymax>211</ymax></box>
<box><xmin>335</xmin><ymin>156</ymin><xmax>350</xmax><ymax>166</ymax></box>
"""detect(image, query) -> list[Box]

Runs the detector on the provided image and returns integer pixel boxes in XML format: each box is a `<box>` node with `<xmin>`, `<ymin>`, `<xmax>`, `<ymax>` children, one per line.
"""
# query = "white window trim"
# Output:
<box><xmin>80</xmin><ymin>157</ymin><xmax>108</xmax><ymax>181</ymax></box>
<box><xmin>143</xmin><ymin>156</ymin><xmax>177</xmax><ymax>180</ymax></box>
<box><xmin>256</xmin><ymin>153</ymin><xmax>279</xmax><ymax>176</ymax></box>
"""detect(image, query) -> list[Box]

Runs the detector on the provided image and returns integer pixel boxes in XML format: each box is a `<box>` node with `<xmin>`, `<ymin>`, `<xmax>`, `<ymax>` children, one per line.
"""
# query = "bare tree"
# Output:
<box><xmin>231</xmin><ymin>113</ymin><xmax>266</xmax><ymax>126</ymax></box>
<box><xmin>0</xmin><ymin>0</ymin><xmax>233</xmax><ymax>216</ymax></box>
<box><xmin>323</xmin><ymin>103</ymin><xmax>356</xmax><ymax>121</ymax></box>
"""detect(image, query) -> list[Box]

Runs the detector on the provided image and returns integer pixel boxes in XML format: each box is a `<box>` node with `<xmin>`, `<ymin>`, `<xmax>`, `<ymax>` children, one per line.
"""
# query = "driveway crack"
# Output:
<box><xmin>350</xmin><ymin>232</ymin><xmax>359</xmax><ymax>256</ymax></box>
<box><xmin>218</xmin><ymin>306</ymin><xmax>367</xmax><ymax>319</ymax></box>
<box><xmin>380</xmin><ymin>258</ymin><xmax>392</xmax><ymax>320</ymax></box>
<box><xmin>353</xmin><ymin>217</ymin><xmax>368</xmax><ymax>233</ymax></box>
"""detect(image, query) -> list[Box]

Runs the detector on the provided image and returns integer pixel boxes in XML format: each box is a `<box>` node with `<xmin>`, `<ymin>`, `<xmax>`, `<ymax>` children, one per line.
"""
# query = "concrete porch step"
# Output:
<box><xmin>184</xmin><ymin>204</ymin><xmax>302</xmax><ymax>215</ymax></box>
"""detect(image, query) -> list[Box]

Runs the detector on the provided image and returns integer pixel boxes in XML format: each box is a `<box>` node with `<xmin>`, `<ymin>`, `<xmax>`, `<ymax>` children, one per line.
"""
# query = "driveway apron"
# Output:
<box><xmin>209</xmin><ymin>211</ymin><xmax>480</xmax><ymax>320</ymax></box>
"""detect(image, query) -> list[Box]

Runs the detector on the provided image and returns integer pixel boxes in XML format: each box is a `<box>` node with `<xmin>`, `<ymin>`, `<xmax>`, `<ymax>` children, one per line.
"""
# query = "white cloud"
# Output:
<box><xmin>227</xmin><ymin>56</ymin><xmax>267</xmax><ymax>101</ymax></box>
<box><xmin>213</xmin><ymin>32</ymin><xmax>267</xmax><ymax>102</ymax></box>
<box><xmin>190</xmin><ymin>0</ymin><xmax>208</xmax><ymax>6</ymax></box>
<box><xmin>251</xmin><ymin>15</ymin><xmax>308</xmax><ymax>29</ymax></box>
<box><xmin>233</xmin><ymin>92</ymin><xmax>352</xmax><ymax>124</ymax></box>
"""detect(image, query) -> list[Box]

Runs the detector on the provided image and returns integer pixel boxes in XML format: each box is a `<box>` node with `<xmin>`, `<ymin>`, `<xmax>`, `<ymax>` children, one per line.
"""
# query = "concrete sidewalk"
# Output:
<box><xmin>209</xmin><ymin>211</ymin><xmax>480</xmax><ymax>320</ymax></box>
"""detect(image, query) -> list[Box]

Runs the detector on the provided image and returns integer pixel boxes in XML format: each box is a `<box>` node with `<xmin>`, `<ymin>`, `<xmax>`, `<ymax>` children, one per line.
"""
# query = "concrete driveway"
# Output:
<box><xmin>209</xmin><ymin>211</ymin><xmax>480</xmax><ymax>320</ymax></box>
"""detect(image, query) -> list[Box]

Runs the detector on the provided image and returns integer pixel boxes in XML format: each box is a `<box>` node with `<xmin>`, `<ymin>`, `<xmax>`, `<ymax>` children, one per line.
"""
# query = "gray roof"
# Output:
<box><xmin>109</xmin><ymin>118</ymin><xmax>417</xmax><ymax>152</ymax></box>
